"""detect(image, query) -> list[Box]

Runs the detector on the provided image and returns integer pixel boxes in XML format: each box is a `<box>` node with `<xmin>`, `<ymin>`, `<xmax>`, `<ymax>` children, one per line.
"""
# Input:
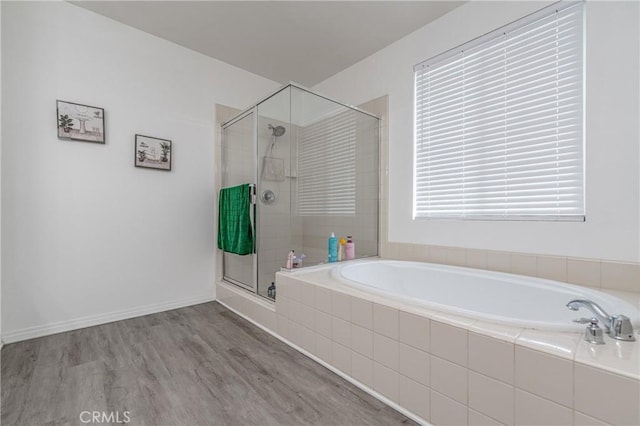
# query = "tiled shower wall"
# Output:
<box><xmin>299</xmin><ymin>109</ymin><xmax>379</xmax><ymax>265</ymax></box>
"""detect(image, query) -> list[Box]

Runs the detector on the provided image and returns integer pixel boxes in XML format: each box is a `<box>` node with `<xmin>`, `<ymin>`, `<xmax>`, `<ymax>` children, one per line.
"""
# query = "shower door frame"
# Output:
<box><xmin>221</xmin><ymin>107</ymin><xmax>259</xmax><ymax>293</ymax></box>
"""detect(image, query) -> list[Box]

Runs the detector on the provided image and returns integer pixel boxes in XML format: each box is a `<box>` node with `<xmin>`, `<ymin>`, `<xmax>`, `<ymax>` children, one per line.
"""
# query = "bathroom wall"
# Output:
<box><xmin>314</xmin><ymin>1</ymin><xmax>640</xmax><ymax>264</ymax></box>
<box><xmin>1</xmin><ymin>1</ymin><xmax>280</xmax><ymax>342</ymax></box>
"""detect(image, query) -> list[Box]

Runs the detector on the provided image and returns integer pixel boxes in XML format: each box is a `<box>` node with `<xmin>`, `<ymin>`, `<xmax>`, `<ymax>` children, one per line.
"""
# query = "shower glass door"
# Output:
<box><xmin>221</xmin><ymin>110</ymin><xmax>257</xmax><ymax>292</ymax></box>
<box><xmin>221</xmin><ymin>83</ymin><xmax>379</xmax><ymax>301</ymax></box>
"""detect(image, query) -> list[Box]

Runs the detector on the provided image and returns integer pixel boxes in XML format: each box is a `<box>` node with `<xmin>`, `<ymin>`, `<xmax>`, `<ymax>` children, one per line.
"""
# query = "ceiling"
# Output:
<box><xmin>71</xmin><ymin>1</ymin><xmax>465</xmax><ymax>87</ymax></box>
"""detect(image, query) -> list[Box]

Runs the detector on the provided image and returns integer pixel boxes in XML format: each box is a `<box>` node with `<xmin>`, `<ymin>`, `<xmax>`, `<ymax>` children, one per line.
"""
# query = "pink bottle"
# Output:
<box><xmin>345</xmin><ymin>236</ymin><xmax>355</xmax><ymax>260</ymax></box>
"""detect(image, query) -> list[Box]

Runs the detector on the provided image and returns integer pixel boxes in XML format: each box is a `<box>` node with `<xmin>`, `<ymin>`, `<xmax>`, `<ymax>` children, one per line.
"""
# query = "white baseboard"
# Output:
<box><xmin>1</xmin><ymin>294</ymin><xmax>215</xmax><ymax>344</ymax></box>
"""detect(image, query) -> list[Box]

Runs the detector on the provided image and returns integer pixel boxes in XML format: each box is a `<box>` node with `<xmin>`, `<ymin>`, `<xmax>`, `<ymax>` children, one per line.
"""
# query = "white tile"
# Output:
<box><xmin>515</xmin><ymin>346</ymin><xmax>573</xmax><ymax>408</ymax></box>
<box><xmin>567</xmin><ymin>258</ymin><xmax>601</xmax><ymax>288</ymax></box>
<box><xmin>300</xmin><ymin>282</ymin><xmax>315</xmax><ymax>307</ymax></box>
<box><xmin>351</xmin><ymin>350</ymin><xmax>373</xmax><ymax>388</ymax></box>
<box><xmin>315</xmin><ymin>309</ymin><xmax>332</xmax><ymax>338</ymax></box>
<box><xmin>288</xmin><ymin>320</ymin><xmax>303</xmax><ymax>347</ymax></box>
<box><xmin>299</xmin><ymin>325</ymin><xmax>315</xmax><ymax>353</ymax></box>
<box><xmin>431</xmin><ymin>390</ymin><xmax>468</xmax><ymax>426</ymax></box>
<box><xmin>431</xmin><ymin>355</ymin><xmax>468</xmax><ymax>404</ymax></box>
<box><xmin>332</xmin><ymin>317</ymin><xmax>351</xmax><ymax>347</ymax></box>
<box><xmin>468</xmin><ymin>371</ymin><xmax>514</xmax><ymax>426</ymax></box>
<box><xmin>276</xmin><ymin>296</ymin><xmax>290</xmax><ymax>319</ymax></box>
<box><xmin>289</xmin><ymin>300</ymin><xmax>303</xmax><ymax>324</ymax></box>
<box><xmin>574</xmin><ymin>333</ymin><xmax>640</xmax><ymax>379</ymax></box>
<box><xmin>466</xmin><ymin>249</ymin><xmax>488</xmax><ymax>270</ymax></box>
<box><xmin>574</xmin><ymin>363</ymin><xmax>640</xmax><ymax>426</ymax></box>
<box><xmin>373</xmin><ymin>362</ymin><xmax>399</xmax><ymax>403</ymax></box>
<box><xmin>468</xmin><ymin>409</ymin><xmax>503</xmax><ymax>426</ymax></box>
<box><xmin>314</xmin><ymin>332</ymin><xmax>332</xmax><ymax>362</ymax></box>
<box><xmin>351</xmin><ymin>324</ymin><xmax>373</xmax><ymax>358</ymax></box>
<box><xmin>510</xmin><ymin>254</ymin><xmax>537</xmax><ymax>277</ymax></box>
<box><xmin>399</xmin><ymin>343</ymin><xmax>429</xmax><ymax>386</ymax></box>
<box><xmin>373</xmin><ymin>303</ymin><xmax>398</xmax><ymax>339</ymax></box>
<box><xmin>351</xmin><ymin>297</ymin><xmax>373</xmax><ymax>329</ymax></box>
<box><xmin>331</xmin><ymin>291</ymin><xmax>351</xmax><ymax>321</ymax></box>
<box><xmin>487</xmin><ymin>251</ymin><xmax>510</xmax><ymax>273</ymax></box>
<box><xmin>288</xmin><ymin>278</ymin><xmax>302</xmax><ymax>302</ymax></box>
<box><xmin>516</xmin><ymin>330</ymin><xmax>581</xmax><ymax>360</ymax></box>
<box><xmin>399</xmin><ymin>375</ymin><xmax>430</xmax><ymax>422</ymax></box>
<box><xmin>431</xmin><ymin>320</ymin><xmax>468</xmax><ymax>367</ymax></box>
<box><xmin>601</xmin><ymin>261</ymin><xmax>640</xmax><ymax>292</ymax></box>
<box><xmin>537</xmin><ymin>256</ymin><xmax>568</xmax><ymax>282</ymax></box>
<box><xmin>469</xmin><ymin>322</ymin><xmax>521</xmax><ymax>343</ymax></box>
<box><xmin>573</xmin><ymin>411</ymin><xmax>610</xmax><ymax>426</ymax></box>
<box><xmin>515</xmin><ymin>389</ymin><xmax>573</xmax><ymax>426</ymax></box>
<box><xmin>447</xmin><ymin>247</ymin><xmax>467</xmax><ymax>266</ymax></box>
<box><xmin>277</xmin><ymin>314</ymin><xmax>290</xmax><ymax>341</ymax></box>
<box><xmin>373</xmin><ymin>333</ymin><xmax>399</xmax><ymax>370</ymax></box>
<box><xmin>298</xmin><ymin>306</ymin><xmax>315</xmax><ymax>330</ymax></box>
<box><xmin>469</xmin><ymin>332</ymin><xmax>514</xmax><ymax>384</ymax></box>
<box><xmin>429</xmin><ymin>246</ymin><xmax>448</xmax><ymax>264</ymax></box>
<box><xmin>413</xmin><ymin>244</ymin><xmax>430</xmax><ymax>263</ymax></box>
<box><xmin>332</xmin><ymin>341</ymin><xmax>351</xmax><ymax>375</ymax></box>
<box><xmin>315</xmin><ymin>286</ymin><xmax>332</xmax><ymax>313</ymax></box>
<box><xmin>399</xmin><ymin>310</ymin><xmax>430</xmax><ymax>352</ymax></box>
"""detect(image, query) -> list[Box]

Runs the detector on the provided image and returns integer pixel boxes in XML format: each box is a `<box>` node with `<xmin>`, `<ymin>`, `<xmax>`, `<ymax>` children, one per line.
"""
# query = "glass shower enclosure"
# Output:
<box><xmin>221</xmin><ymin>84</ymin><xmax>379</xmax><ymax>299</ymax></box>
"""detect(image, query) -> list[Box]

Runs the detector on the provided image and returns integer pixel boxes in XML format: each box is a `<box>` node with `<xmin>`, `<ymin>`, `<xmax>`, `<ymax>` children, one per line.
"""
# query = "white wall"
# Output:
<box><xmin>315</xmin><ymin>1</ymin><xmax>640</xmax><ymax>263</ymax></box>
<box><xmin>1</xmin><ymin>1</ymin><xmax>279</xmax><ymax>341</ymax></box>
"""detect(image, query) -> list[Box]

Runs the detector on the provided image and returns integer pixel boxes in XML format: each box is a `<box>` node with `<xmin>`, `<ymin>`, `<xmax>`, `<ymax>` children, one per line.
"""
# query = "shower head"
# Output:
<box><xmin>268</xmin><ymin>124</ymin><xmax>286</xmax><ymax>137</ymax></box>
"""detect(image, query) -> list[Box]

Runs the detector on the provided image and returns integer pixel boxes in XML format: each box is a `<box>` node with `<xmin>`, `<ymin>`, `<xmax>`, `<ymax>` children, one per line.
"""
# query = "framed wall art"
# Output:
<box><xmin>135</xmin><ymin>134</ymin><xmax>172</xmax><ymax>171</ymax></box>
<box><xmin>57</xmin><ymin>100</ymin><xmax>105</xmax><ymax>143</ymax></box>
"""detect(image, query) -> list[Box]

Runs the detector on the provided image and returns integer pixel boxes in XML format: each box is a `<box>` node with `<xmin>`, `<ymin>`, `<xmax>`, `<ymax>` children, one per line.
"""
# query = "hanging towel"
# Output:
<box><xmin>218</xmin><ymin>184</ymin><xmax>254</xmax><ymax>255</ymax></box>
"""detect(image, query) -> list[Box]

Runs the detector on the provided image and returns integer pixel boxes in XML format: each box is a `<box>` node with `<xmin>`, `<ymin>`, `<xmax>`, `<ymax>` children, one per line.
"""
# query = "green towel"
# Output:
<box><xmin>218</xmin><ymin>184</ymin><xmax>254</xmax><ymax>255</ymax></box>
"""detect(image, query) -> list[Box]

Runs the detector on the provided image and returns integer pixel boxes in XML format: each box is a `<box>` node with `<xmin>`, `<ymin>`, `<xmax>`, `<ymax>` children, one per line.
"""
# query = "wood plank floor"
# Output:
<box><xmin>1</xmin><ymin>302</ymin><xmax>415</xmax><ymax>426</ymax></box>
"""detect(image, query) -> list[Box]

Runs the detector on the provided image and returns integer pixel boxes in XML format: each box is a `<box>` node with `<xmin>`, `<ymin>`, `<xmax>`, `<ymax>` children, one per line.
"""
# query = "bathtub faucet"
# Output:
<box><xmin>566</xmin><ymin>299</ymin><xmax>636</xmax><ymax>342</ymax></box>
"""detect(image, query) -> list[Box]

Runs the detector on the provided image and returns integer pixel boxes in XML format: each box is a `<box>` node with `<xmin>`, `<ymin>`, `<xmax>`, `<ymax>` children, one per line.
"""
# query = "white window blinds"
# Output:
<box><xmin>298</xmin><ymin>110</ymin><xmax>357</xmax><ymax>216</ymax></box>
<box><xmin>414</xmin><ymin>1</ymin><xmax>584</xmax><ymax>220</ymax></box>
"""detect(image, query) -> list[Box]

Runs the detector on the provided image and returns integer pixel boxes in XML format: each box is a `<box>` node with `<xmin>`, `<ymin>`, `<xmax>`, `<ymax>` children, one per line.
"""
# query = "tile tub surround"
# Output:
<box><xmin>380</xmin><ymin>242</ymin><xmax>640</xmax><ymax>294</ymax></box>
<box><xmin>273</xmin><ymin>263</ymin><xmax>640</xmax><ymax>426</ymax></box>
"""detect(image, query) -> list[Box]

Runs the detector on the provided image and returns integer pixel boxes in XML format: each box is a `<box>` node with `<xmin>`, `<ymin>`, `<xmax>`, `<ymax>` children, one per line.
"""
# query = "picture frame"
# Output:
<box><xmin>135</xmin><ymin>134</ymin><xmax>172</xmax><ymax>171</ymax></box>
<box><xmin>56</xmin><ymin>100</ymin><xmax>105</xmax><ymax>143</ymax></box>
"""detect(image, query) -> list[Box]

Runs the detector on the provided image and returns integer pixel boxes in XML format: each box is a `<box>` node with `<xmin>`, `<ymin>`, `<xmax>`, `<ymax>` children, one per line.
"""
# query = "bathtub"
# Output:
<box><xmin>221</xmin><ymin>258</ymin><xmax>640</xmax><ymax>425</ymax></box>
<box><xmin>331</xmin><ymin>260</ymin><xmax>640</xmax><ymax>332</ymax></box>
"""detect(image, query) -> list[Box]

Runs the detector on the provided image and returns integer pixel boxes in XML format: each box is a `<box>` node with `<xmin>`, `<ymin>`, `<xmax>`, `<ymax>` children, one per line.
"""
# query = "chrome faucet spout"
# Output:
<box><xmin>566</xmin><ymin>299</ymin><xmax>612</xmax><ymax>330</ymax></box>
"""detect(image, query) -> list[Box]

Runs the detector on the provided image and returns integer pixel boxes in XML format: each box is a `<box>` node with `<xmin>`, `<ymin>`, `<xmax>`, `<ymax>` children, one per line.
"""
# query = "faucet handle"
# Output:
<box><xmin>610</xmin><ymin>315</ymin><xmax>636</xmax><ymax>342</ymax></box>
<box><xmin>573</xmin><ymin>317</ymin><xmax>594</xmax><ymax>324</ymax></box>
<box><xmin>582</xmin><ymin>318</ymin><xmax>605</xmax><ymax>345</ymax></box>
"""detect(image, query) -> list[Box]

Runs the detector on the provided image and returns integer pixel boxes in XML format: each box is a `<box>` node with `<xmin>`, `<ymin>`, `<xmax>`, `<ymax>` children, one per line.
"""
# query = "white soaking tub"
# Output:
<box><xmin>331</xmin><ymin>260</ymin><xmax>640</xmax><ymax>332</ymax></box>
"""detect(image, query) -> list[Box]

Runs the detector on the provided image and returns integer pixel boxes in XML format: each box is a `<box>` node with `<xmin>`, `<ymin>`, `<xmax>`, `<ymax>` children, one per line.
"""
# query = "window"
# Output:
<box><xmin>414</xmin><ymin>1</ymin><xmax>584</xmax><ymax>220</ymax></box>
<box><xmin>298</xmin><ymin>109</ymin><xmax>357</xmax><ymax>215</ymax></box>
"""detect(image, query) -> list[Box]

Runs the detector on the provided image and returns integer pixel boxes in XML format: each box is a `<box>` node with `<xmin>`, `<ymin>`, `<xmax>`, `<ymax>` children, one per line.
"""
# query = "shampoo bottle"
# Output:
<box><xmin>328</xmin><ymin>233</ymin><xmax>338</xmax><ymax>263</ymax></box>
<box><xmin>286</xmin><ymin>250</ymin><xmax>295</xmax><ymax>269</ymax></box>
<box><xmin>345</xmin><ymin>236</ymin><xmax>355</xmax><ymax>260</ymax></box>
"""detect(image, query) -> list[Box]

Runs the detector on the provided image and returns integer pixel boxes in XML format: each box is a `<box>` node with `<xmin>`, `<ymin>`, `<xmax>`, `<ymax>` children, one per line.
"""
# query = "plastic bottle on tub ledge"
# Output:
<box><xmin>286</xmin><ymin>250</ymin><xmax>295</xmax><ymax>269</ymax></box>
<box><xmin>338</xmin><ymin>238</ymin><xmax>346</xmax><ymax>261</ymax></box>
<box><xmin>328</xmin><ymin>233</ymin><xmax>338</xmax><ymax>263</ymax></box>
<box><xmin>345</xmin><ymin>236</ymin><xmax>355</xmax><ymax>260</ymax></box>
